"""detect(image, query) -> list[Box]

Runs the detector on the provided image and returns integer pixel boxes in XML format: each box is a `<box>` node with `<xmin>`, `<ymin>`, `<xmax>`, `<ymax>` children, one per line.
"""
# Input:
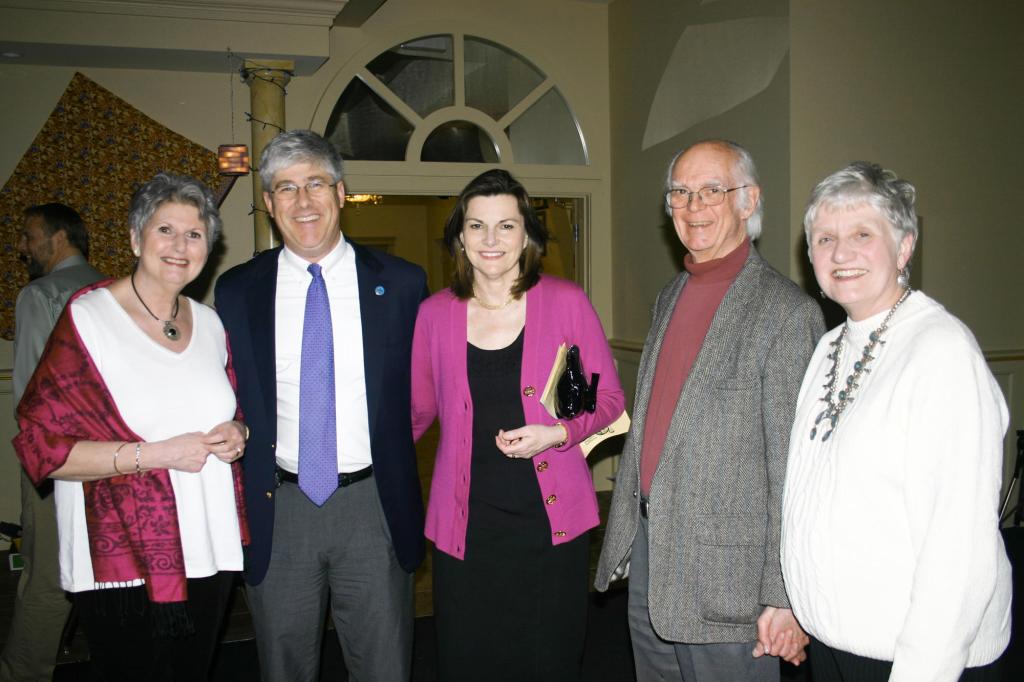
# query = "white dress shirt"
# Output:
<box><xmin>275</xmin><ymin>239</ymin><xmax>372</xmax><ymax>474</ymax></box>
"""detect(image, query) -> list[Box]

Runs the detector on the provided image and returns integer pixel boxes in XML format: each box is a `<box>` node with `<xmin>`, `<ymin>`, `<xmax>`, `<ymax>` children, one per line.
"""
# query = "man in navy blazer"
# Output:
<box><xmin>215</xmin><ymin>130</ymin><xmax>426</xmax><ymax>682</ymax></box>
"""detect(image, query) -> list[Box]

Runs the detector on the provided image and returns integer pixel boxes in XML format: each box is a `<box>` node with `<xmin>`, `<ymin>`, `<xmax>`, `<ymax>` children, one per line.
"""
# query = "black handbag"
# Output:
<box><xmin>555</xmin><ymin>345</ymin><xmax>599</xmax><ymax>419</ymax></box>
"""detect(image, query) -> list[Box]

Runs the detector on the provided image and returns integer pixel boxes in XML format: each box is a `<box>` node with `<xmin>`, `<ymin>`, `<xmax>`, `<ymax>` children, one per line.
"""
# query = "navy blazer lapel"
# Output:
<box><xmin>246</xmin><ymin>249</ymin><xmax>280</xmax><ymax>432</ymax></box>
<box><xmin>352</xmin><ymin>239</ymin><xmax>386</xmax><ymax>438</ymax></box>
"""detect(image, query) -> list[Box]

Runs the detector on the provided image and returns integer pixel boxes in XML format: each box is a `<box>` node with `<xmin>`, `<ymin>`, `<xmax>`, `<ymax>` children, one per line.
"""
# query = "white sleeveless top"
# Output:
<box><xmin>54</xmin><ymin>287</ymin><xmax>244</xmax><ymax>592</ymax></box>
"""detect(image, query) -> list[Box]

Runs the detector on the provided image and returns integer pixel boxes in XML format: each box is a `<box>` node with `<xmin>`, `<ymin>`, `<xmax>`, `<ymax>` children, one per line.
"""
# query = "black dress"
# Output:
<box><xmin>433</xmin><ymin>329</ymin><xmax>590</xmax><ymax>682</ymax></box>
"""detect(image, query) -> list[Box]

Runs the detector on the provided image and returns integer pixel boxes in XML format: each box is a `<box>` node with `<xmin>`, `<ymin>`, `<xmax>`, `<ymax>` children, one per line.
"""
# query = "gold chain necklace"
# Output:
<box><xmin>472</xmin><ymin>292</ymin><xmax>513</xmax><ymax>310</ymax></box>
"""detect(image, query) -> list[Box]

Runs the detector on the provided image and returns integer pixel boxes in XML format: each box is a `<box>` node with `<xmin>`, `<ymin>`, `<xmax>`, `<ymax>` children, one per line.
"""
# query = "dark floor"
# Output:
<box><xmin>2</xmin><ymin>489</ymin><xmax>645</xmax><ymax>681</ymax></box>
<box><xmin>3</xmin><ymin>501</ymin><xmax>1021</xmax><ymax>680</ymax></box>
<box><xmin>0</xmin><ymin>489</ymin><xmax>808</xmax><ymax>681</ymax></box>
<box><xmin>47</xmin><ymin>587</ymin><xmax>638</xmax><ymax>682</ymax></box>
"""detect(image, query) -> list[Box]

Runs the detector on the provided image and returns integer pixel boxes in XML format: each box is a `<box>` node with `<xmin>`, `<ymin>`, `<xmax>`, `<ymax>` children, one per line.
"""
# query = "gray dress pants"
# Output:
<box><xmin>246</xmin><ymin>475</ymin><xmax>413</xmax><ymax>682</ymax></box>
<box><xmin>627</xmin><ymin>514</ymin><xmax>778</xmax><ymax>682</ymax></box>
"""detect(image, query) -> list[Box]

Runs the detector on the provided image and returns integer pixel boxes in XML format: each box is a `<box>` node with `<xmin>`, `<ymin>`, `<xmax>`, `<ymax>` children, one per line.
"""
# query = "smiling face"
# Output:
<box><xmin>809</xmin><ymin>203</ymin><xmax>913</xmax><ymax>321</ymax></box>
<box><xmin>669</xmin><ymin>143</ymin><xmax>759</xmax><ymax>263</ymax></box>
<box><xmin>461</xmin><ymin>194</ymin><xmax>527</xmax><ymax>288</ymax></box>
<box><xmin>131</xmin><ymin>201</ymin><xmax>209</xmax><ymax>290</ymax></box>
<box><xmin>263</xmin><ymin>161</ymin><xmax>345</xmax><ymax>263</ymax></box>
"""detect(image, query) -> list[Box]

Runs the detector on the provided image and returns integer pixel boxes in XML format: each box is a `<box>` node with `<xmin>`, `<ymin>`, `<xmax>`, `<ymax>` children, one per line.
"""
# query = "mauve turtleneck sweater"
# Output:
<box><xmin>639</xmin><ymin>238</ymin><xmax>750</xmax><ymax>495</ymax></box>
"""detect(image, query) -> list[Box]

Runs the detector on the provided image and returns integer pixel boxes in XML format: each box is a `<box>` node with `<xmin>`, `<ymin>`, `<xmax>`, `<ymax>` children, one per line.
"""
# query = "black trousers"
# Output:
<box><xmin>75</xmin><ymin>571</ymin><xmax>235</xmax><ymax>682</ymax></box>
<box><xmin>809</xmin><ymin>637</ymin><xmax>1002</xmax><ymax>682</ymax></box>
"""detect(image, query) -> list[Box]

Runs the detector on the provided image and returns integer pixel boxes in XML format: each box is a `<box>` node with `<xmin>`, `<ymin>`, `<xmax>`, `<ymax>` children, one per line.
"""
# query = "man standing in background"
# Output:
<box><xmin>1</xmin><ymin>203</ymin><xmax>103</xmax><ymax>682</ymax></box>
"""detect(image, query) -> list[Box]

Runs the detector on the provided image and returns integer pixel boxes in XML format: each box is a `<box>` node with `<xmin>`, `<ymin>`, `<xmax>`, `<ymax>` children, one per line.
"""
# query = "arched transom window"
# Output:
<box><xmin>324</xmin><ymin>34</ymin><xmax>588</xmax><ymax>165</ymax></box>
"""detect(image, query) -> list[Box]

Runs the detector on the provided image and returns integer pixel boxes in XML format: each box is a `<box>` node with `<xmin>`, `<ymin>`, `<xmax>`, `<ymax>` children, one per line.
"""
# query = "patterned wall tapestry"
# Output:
<box><xmin>0</xmin><ymin>72</ymin><xmax>231</xmax><ymax>340</ymax></box>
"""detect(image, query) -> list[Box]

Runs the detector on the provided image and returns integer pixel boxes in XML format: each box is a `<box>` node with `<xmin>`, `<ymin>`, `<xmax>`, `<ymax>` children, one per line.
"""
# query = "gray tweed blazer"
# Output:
<box><xmin>595</xmin><ymin>245</ymin><xmax>824</xmax><ymax>644</ymax></box>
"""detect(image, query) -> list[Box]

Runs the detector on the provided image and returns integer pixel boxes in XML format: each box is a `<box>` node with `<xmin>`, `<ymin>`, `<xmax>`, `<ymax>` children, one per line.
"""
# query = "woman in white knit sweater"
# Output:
<box><xmin>781</xmin><ymin>162</ymin><xmax>1012</xmax><ymax>681</ymax></box>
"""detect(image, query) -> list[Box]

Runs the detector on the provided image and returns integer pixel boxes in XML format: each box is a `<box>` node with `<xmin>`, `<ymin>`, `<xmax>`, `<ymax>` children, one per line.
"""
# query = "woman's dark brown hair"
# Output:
<box><xmin>443</xmin><ymin>169</ymin><xmax>549</xmax><ymax>299</ymax></box>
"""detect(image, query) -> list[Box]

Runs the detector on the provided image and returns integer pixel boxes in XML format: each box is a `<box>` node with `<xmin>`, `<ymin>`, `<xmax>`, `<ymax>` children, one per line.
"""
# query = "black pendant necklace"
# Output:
<box><xmin>131</xmin><ymin>271</ymin><xmax>181</xmax><ymax>341</ymax></box>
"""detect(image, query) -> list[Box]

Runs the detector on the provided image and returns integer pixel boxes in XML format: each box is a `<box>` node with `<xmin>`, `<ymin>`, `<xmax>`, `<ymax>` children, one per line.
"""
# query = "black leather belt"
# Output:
<box><xmin>640</xmin><ymin>496</ymin><xmax>650</xmax><ymax>519</ymax></box>
<box><xmin>275</xmin><ymin>465</ymin><xmax>373</xmax><ymax>488</ymax></box>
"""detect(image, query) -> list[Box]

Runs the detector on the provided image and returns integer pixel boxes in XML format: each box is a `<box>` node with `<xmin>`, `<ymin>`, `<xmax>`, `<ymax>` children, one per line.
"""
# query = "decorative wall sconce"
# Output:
<box><xmin>217</xmin><ymin>144</ymin><xmax>250</xmax><ymax>176</ymax></box>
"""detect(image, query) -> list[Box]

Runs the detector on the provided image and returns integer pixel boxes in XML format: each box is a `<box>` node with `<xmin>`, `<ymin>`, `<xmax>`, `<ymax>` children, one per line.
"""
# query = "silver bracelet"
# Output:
<box><xmin>135</xmin><ymin>442</ymin><xmax>142</xmax><ymax>475</ymax></box>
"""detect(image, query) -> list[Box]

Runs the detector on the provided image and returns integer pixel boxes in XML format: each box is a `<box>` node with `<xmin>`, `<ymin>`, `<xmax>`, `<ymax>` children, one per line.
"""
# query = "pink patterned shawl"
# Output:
<box><xmin>13</xmin><ymin>281</ymin><xmax>249</xmax><ymax>612</ymax></box>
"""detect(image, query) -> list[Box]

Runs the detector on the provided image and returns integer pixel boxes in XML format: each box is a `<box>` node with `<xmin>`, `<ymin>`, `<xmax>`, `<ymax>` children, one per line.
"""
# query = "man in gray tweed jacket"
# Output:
<box><xmin>596</xmin><ymin>140</ymin><xmax>824</xmax><ymax>681</ymax></box>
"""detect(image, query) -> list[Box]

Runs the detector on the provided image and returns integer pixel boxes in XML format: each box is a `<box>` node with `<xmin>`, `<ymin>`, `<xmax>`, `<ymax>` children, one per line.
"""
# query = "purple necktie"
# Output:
<box><xmin>298</xmin><ymin>263</ymin><xmax>337</xmax><ymax>506</ymax></box>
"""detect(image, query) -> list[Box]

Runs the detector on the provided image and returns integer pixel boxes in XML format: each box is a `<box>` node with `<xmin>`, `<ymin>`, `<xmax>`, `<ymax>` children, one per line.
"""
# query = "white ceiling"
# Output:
<box><xmin>2</xmin><ymin>0</ymin><xmax>349</xmax><ymax>25</ymax></box>
<box><xmin>0</xmin><ymin>0</ymin><xmax>372</xmax><ymax>75</ymax></box>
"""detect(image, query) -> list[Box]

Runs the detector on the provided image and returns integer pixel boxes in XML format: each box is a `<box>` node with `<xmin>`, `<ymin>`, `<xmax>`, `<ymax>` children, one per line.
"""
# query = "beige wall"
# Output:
<box><xmin>608</xmin><ymin>0</ymin><xmax>793</xmax><ymax>346</ymax></box>
<box><xmin>608</xmin><ymin>0</ymin><xmax>1021</xmax><ymax>350</ymax></box>
<box><xmin>790</xmin><ymin>0</ymin><xmax>1023</xmax><ymax>348</ymax></box>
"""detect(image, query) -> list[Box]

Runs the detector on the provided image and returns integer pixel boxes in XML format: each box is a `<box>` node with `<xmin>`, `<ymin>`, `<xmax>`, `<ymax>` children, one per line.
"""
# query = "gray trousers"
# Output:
<box><xmin>627</xmin><ymin>515</ymin><xmax>778</xmax><ymax>682</ymax></box>
<box><xmin>0</xmin><ymin>471</ymin><xmax>71</xmax><ymax>682</ymax></box>
<box><xmin>246</xmin><ymin>475</ymin><xmax>413</xmax><ymax>682</ymax></box>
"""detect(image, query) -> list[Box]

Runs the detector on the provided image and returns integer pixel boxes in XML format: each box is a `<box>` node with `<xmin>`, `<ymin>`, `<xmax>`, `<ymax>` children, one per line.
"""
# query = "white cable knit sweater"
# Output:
<box><xmin>781</xmin><ymin>291</ymin><xmax>1012</xmax><ymax>681</ymax></box>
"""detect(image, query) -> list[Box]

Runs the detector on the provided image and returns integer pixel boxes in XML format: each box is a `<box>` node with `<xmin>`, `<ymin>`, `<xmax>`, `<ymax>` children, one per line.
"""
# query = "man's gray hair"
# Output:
<box><xmin>802</xmin><ymin>161</ymin><xmax>918</xmax><ymax>258</ymax></box>
<box><xmin>663</xmin><ymin>139</ymin><xmax>763</xmax><ymax>240</ymax></box>
<box><xmin>128</xmin><ymin>172</ymin><xmax>222</xmax><ymax>252</ymax></box>
<box><xmin>259</xmin><ymin>129</ymin><xmax>345</xmax><ymax>188</ymax></box>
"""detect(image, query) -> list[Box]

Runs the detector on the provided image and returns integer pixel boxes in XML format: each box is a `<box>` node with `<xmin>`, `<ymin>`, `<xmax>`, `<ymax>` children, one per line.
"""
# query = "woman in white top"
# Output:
<box><xmin>781</xmin><ymin>162</ymin><xmax>1012</xmax><ymax>681</ymax></box>
<box><xmin>15</xmin><ymin>173</ymin><xmax>248</xmax><ymax>682</ymax></box>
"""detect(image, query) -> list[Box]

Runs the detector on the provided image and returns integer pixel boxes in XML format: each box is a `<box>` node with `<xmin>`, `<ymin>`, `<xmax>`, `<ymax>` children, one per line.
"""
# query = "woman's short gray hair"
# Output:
<box><xmin>259</xmin><ymin>130</ymin><xmax>345</xmax><ymax>188</ymax></box>
<box><xmin>128</xmin><ymin>173</ymin><xmax>222</xmax><ymax>251</ymax></box>
<box><xmin>803</xmin><ymin>161</ymin><xmax>918</xmax><ymax>255</ymax></box>
<box><xmin>663</xmin><ymin>139</ymin><xmax>764</xmax><ymax>240</ymax></box>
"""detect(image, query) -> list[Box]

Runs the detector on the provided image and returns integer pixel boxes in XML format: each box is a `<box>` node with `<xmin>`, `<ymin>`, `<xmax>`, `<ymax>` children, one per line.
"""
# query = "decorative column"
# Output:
<box><xmin>243</xmin><ymin>59</ymin><xmax>293</xmax><ymax>253</ymax></box>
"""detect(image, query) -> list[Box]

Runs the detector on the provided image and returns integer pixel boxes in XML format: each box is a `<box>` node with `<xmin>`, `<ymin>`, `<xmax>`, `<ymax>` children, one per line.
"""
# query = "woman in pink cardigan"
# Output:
<box><xmin>412</xmin><ymin>169</ymin><xmax>624</xmax><ymax>681</ymax></box>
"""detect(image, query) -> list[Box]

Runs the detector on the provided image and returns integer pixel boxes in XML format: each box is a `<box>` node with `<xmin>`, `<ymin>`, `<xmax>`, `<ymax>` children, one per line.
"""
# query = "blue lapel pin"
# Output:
<box><xmin>375</xmin><ymin>285</ymin><xmax>385</xmax><ymax>296</ymax></box>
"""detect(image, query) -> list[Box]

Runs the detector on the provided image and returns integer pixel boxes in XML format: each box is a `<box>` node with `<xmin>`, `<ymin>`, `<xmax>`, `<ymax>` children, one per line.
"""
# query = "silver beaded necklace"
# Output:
<box><xmin>810</xmin><ymin>287</ymin><xmax>912</xmax><ymax>442</ymax></box>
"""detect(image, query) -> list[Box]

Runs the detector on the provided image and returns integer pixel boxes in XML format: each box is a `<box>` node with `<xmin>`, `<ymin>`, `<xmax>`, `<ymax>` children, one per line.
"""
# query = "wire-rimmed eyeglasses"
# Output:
<box><xmin>665</xmin><ymin>185</ymin><xmax>748</xmax><ymax>209</ymax></box>
<box><xmin>268</xmin><ymin>179</ymin><xmax>337</xmax><ymax>200</ymax></box>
